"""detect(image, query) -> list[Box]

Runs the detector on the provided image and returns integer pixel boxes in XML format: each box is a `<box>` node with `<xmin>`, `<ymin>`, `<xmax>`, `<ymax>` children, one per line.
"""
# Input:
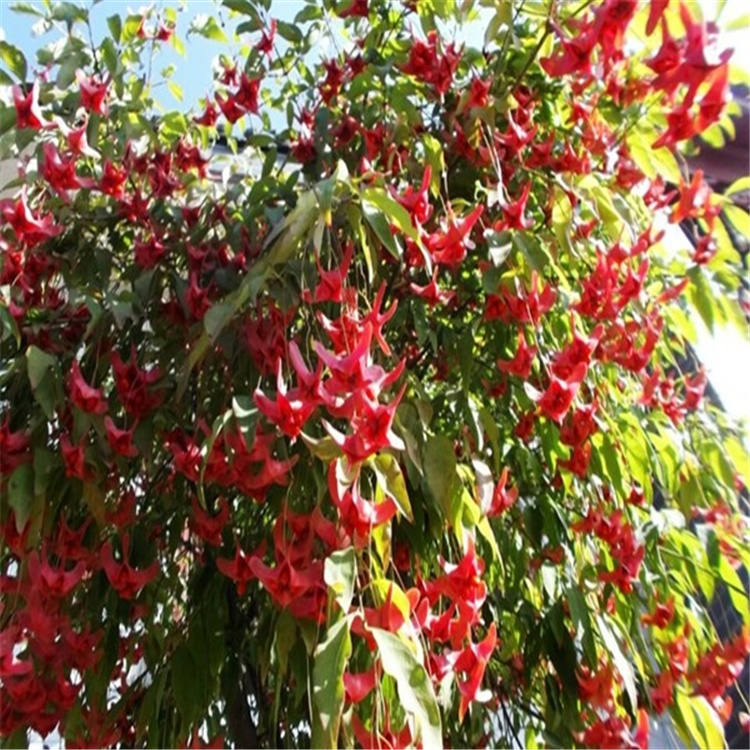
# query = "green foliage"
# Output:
<box><xmin>1</xmin><ymin>0</ymin><xmax>748</xmax><ymax>748</ymax></box>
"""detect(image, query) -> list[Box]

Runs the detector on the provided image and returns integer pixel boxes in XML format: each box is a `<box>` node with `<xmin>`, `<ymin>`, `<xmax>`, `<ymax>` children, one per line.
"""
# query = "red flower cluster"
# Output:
<box><xmin>573</xmin><ymin>508</ymin><xmax>645</xmax><ymax>593</ymax></box>
<box><xmin>400</xmin><ymin>30</ymin><xmax>461</xmax><ymax>96</ymax></box>
<box><xmin>1</xmin><ymin>516</ymin><xmax>102</xmax><ymax>738</ymax></box>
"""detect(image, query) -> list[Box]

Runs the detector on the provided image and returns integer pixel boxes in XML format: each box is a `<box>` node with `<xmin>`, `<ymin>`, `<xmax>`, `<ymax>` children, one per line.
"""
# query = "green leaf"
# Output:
<box><xmin>167</xmin><ymin>80</ymin><xmax>184</xmax><ymax>102</ymax></box>
<box><xmin>362</xmin><ymin>200</ymin><xmax>400</xmax><ymax>260</ymax></box>
<box><xmin>50</xmin><ymin>2</ymin><xmax>88</xmax><ymax>25</ymax></box>
<box><xmin>275</xmin><ymin>609</ymin><xmax>297</xmax><ymax>677</ymax></box>
<box><xmin>83</xmin><ymin>481</ymin><xmax>106</xmax><ymax>526</ymax></box>
<box><xmin>373</xmin><ymin>453</ymin><xmax>414</xmax><ymax>522</ymax></box>
<box><xmin>171</xmin><ymin>645</ymin><xmax>199</xmax><ymax>726</ymax></box>
<box><xmin>222</xmin><ymin>0</ymin><xmax>257</xmax><ymax>13</ymax></box>
<box><xmin>276</xmin><ymin>20</ymin><xmax>303</xmax><ymax>43</ymax></box>
<box><xmin>719</xmin><ymin>556</ymin><xmax>749</xmax><ymax>626</ymax></box>
<box><xmin>422</xmin><ymin>135</ymin><xmax>444</xmax><ymax>197</ymax></box>
<box><xmin>100</xmin><ymin>37</ymin><xmax>118</xmax><ymax>75</ymax></box>
<box><xmin>0</xmin><ymin>42</ymin><xmax>27</xmax><ymax>82</ymax></box>
<box><xmin>722</xmin><ymin>203</ymin><xmax>750</xmax><ymax>237</ymax></box>
<box><xmin>371</xmin><ymin>580</ymin><xmax>412</xmax><ymax>623</ymax></box>
<box><xmin>161</xmin><ymin>111</ymin><xmax>188</xmax><ymax>140</ymax></box>
<box><xmin>9</xmin><ymin>2</ymin><xmax>45</xmax><ymax>17</ymax></box>
<box><xmin>0</xmin><ymin>301</ymin><xmax>21</xmax><ymax>346</ymax></box>
<box><xmin>690</xmin><ymin>696</ymin><xmax>728</xmax><ymax>750</ymax></box>
<box><xmin>726</xmin><ymin>435</ymin><xmax>750</xmax><ymax>489</ymax></box>
<box><xmin>190</xmin><ymin>14</ymin><xmax>228</xmax><ymax>42</ymax></box>
<box><xmin>26</xmin><ymin>345</ymin><xmax>60</xmax><ymax>418</ymax></box>
<box><xmin>311</xmin><ymin>618</ymin><xmax>351</xmax><ymax>750</ymax></box>
<box><xmin>204</xmin><ymin>301</ymin><xmax>236</xmax><ymax>342</ymax></box>
<box><xmin>295</xmin><ymin>4</ymin><xmax>323</xmax><ymax>22</ymax></box>
<box><xmin>725</xmin><ymin>175</ymin><xmax>750</xmax><ymax>196</ymax></box>
<box><xmin>371</xmin><ymin>628</ymin><xmax>443</xmax><ymax>749</ymax></box>
<box><xmin>8</xmin><ymin>463</ymin><xmax>33</xmax><ymax>531</ymax></box>
<box><xmin>567</xmin><ymin>587</ymin><xmax>597</xmax><ymax>666</ymax></box>
<box><xmin>57</xmin><ymin>49</ymin><xmax>87</xmax><ymax>89</ymax></box>
<box><xmin>423</xmin><ymin>435</ymin><xmax>457</xmax><ymax>517</ymax></box>
<box><xmin>687</xmin><ymin>267</ymin><xmax>717</xmax><ymax>332</ymax></box>
<box><xmin>300</xmin><ymin>431</ymin><xmax>341</xmax><ymax>461</ymax></box>
<box><xmin>596</xmin><ymin>615</ymin><xmax>636</xmax><ymax>711</ymax></box>
<box><xmin>724</xmin><ymin>12</ymin><xmax>750</xmax><ymax>31</ymax></box>
<box><xmin>324</xmin><ymin>547</ymin><xmax>356</xmax><ymax>614</ymax></box>
<box><xmin>361</xmin><ymin>187</ymin><xmax>420</xmax><ymax>243</ymax></box>
<box><xmin>107</xmin><ymin>14</ymin><xmax>122</xmax><ymax>42</ymax></box>
<box><xmin>672</xmin><ymin>688</ymin><xmax>727</xmax><ymax>749</ymax></box>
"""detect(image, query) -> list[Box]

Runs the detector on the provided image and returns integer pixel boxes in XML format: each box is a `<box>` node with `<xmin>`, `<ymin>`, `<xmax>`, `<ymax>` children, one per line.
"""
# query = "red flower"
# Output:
<box><xmin>254</xmin><ymin>360</ymin><xmax>318</xmax><ymax>439</ymax></box>
<box><xmin>425</xmin><ymin>204</ymin><xmax>484</xmax><ymax>267</ymax></box>
<box><xmin>494</xmin><ymin>182</ymin><xmax>534</xmax><ymax>231</ymax></box>
<box><xmin>1</xmin><ymin>189</ymin><xmax>62</xmax><ymax>247</ymax></box>
<box><xmin>99</xmin><ymin>160</ymin><xmax>128</xmax><ymax>199</ymax></box>
<box><xmin>579</xmin><ymin>716</ymin><xmax>637</xmax><ymax>749</ymax></box>
<box><xmin>486</xmin><ymin>271</ymin><xmax>556</xmax><ymax>326</ymax></box>
<box><xmin>320</xmin><ymin>59</ymin><xmax>344</xmax><ymax>104</ymax></box>
<box><xmin>645</xmin><ymin>0</ymin><xmax>669</xmax><ymax>36</ymax></box>
<box><xmin>514</xmin><ymin>411</ymin><xmax>535</xmax><ymax>441</ymax></box>
<box><xmin>343</xmin><ymin>670</ymin><xmax>377</xmax><ymax>703</ymax></box>
<box><xmin>551</xmin><ymin>322</ymin><xmax>602</xmax><ymax>380</ymax></box>
<box><xmin>495</xmin><ymin>112</ymin><xmax>537</xmax><ymax>154</ymax></box>
<box><xmin>467</xmin><ymin>76</ymin><xmax>491</xmax><ymax>109</ymax></box>
<box><xmin>255</xmin><ymin>19</ymin><xmax>276</xmax><ymax>56</ymax></box>
<box><xmin>216</xmin><ymin>541</ymin><xmax>257</xmax><ymax>595</ymax></box>
<box><xmin>215</xmin><ymin>92</ymin><xmax>246</xmax><ymax>124</ymax></box>
<box><xmin>536</xmin><ymin>361</ymin><xmax>587</xmax><ymax>424</ymax></box>
<box><xmin>235</xmin><ymin>73</ymin><xmax>260</xmax><ymax>114</ymax></box>
<box><xmin>352</xmin><ymin>583</ymin><xmax>418</xmax><ymax>647</ymax></box>
<box><xmin>650</xmin><ymin>670</ymin><xmax>674</xmax><ymax>713</ymax></box>
<box><xmin>558</xmin><ymin>441</ymin><xmax>592</xmax><ymax>478</ymax></box>
<box><xmin>324</xmin><ymin>385</ymin><xmax>406</xmax><ymax>464</ymax></box>
<box><xmin>111</xmin><ymin>346</ymin><xmax>163</xmax><ymax>418</ymax></box>
<box><xmin>41</xmin><ymin>142</ymin><xmax>86</xmax><ymax>199</ymax></box>
<box><xmin>194</xmin><ymin>98</ymin><xmax>219</xmax><ymax>127</ymax></box>
<box><xmin>497</xmin><ymin>330</ymin><xmax>536</xmax><ymax>379</ymax></box>
<box><xmin>249</xmin><ymin>555</ymin><xmax>324</xmax><ymax>612</ymax></box>
<box><xmin>69</xmin><ymin>360</ymin><xmax>108</xmax><ymax>414</ymax></box>
<box><xmin>540</xmin><ymin>22</ymin><xmax>597</xmax><ymax>78</ymax></box>
<box><xmin>328</xmin><ymin>460</ymin><xmax>398</xmax><ymax>540</ymax></box>
<box><xmin>641</xmin><ymin>598</ymin><xmax>674</xmax><ymax>629</ymax></box>
<box><xmin>337</xmin><ymin>0</ymin><xmax>368</xmax><ymax>18</ymax></box>
<box><xmin>61</xmin><ymin>119</ymin><xmax>99</xmax><ymax>157</ymax></box>
<box><xmin>101</xmin><ymin>533</ymin><xmax>158</xmax><ymax>599</ymax></box>
<box><xmin>60</xmin><ymin>434</ymin><xmax>92</xmax><ymax>480</ymax></box>
<box><xmin>28</xmin><ymin>549</ymin><xmax>86</xmax><ymax>598</ymax></box>
<box><xmin>76</xmin><ymin>70</ymin><xmax>110</xmax><ymax>115</ymax></box>
<box><xmin>0</xmin><ymin>419</ymin><xmax>31</xmax><ymax>476</ymax></box>
<box><xmin>13</xmin><ymin>81</ymin><xmax>45</xmax><ymax>129</ymax></box>
<box><xmin>560</xmin><ymin>402</ymin><xmax>598</xmax><ymax>447</ymax></box>
<box><xmin>409</xmin><ymin>268</ymin><xmax>457</xmax><ymax>307</ymax></box>
<box><xmin>483</xmin><ymin>467</ymin><xmax>518</xmax><ymax>517</ymax></box>
<box><xmin>190</xmin><ymin>496</ymin><xmax>230</xmax><ymax>547</ymax></box>
<box><xmin>454</xmin><ymin>624</ymin><xmax>497</xmax><ymax>722</ymax></box>
<box><xmin>392</xmin><ymin>166</ymin><xmax>433</xmax><ymax>226</ymax></box>
<box><xmin>400</xmin><ymin>31</ymin><xmax>460</xmax><ymax>95</ymax></box>
<box><xmin>104</xmin><ymin>417</ymin><xmax>138</xmax><ymax>458</ymax></box>
<box><xmin>134</xmin><ymin>233</ymin><xmax>168</xmax><ymax>269</ymax></box>
<box><xmin>310</xmin><ymin>242</ymin><xmax>353</xmax><ymax>304</ymax></box>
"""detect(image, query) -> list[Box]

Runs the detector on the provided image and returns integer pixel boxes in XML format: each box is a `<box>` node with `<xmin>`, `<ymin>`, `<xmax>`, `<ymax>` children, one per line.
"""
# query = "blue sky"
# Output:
<box><xmin>0</xmin><ymin>0</ymin><xmax>308</xmax><ymax>112</ymax></box>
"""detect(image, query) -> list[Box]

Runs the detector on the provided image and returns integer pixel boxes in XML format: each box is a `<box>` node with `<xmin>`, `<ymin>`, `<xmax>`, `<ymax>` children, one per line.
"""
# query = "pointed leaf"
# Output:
<box><xmin>324</xmin><ymin>547</ymin><xmax>356</xmax><ymax>614</ymax></box>
<box><xmin>311</xmin><ymin>618</ymin><xmax>351</xmax><ymax>749</ymax></box>
<box><xmin>371</xmin><ymin>628</ymin><xmax>443</xmax><ymax>749</ymax></box>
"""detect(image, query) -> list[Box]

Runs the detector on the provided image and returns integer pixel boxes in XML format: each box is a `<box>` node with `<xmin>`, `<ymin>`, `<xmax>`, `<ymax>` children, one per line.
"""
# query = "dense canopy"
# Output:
<box><xmin>1</xmin><ymin>0</ymin><xmax>749</xmax><ymax>748</ymax></box>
